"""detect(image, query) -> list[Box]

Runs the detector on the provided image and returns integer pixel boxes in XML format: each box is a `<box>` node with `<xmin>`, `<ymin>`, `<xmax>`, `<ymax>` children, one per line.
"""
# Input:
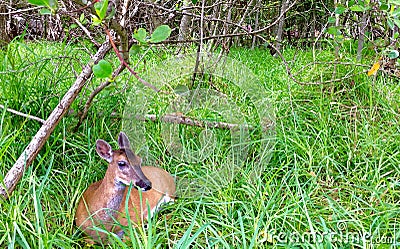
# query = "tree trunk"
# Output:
<box><xmin>275</xmin><ymin>0</ymin><xmax>289</xmax><ymax>53</ymax></box>
<box><xmin>357</xmin><ymin>11</ymin><xmax>369</xmax><ymax>61</ymax></box>
<box><xmin>0</xmin><ymin>3</ymin><xmax>9</xmax><ymax>46</ymax></box>
<box><xmin>333</xmin><ymin>0</ymin><xmax>341</xmax><ymax>78</ymax></box>
<box><xmin>252</xmin><ymin>1</ymin><xmax>260</xmax><ymax>49</ymax></box>
<box><xmin>178</xmin><ymin>0</ymin><xmax>192</xmax><ymax>41</ymax></box>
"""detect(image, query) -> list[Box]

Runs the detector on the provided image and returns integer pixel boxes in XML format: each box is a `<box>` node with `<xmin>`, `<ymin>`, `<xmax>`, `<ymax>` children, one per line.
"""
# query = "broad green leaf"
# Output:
<box><xmin>191</xmin><ymin>0</ymin><xmax>198</xmax><ymax>4</ymax></box>
<box><xmin>379</xmin><ymin>4</ymin><xmax>389</xmax><ymax>11</ymax></box>
<box><xmin>130</xmin><ymin>45</ymin><xmax>141</xmax><ymax>54</ymax></box>
<box><xmin>94</xmin><ymin>0</ymin><xmax>108</xmax><ymax>20</ymax></box>
<box><xmin>94</xmin><ymin>2</ymin><xmax>102</xmax><ymax>17</ymax></box>
<box><xmin>28</xmin><ymin>0</ymin><xmax>49</xmax><ymax>7</ymax></box>
<box><xmin>133</xmin><ymin>28</ymin><xmax>147</xmax><ymax>44</ymax></box>
<box><xmin>388</xmin><ymin>50</ymin><xmax>399</xmax><ymax>59</ymax></box>
<box><xmin>350</xmin><ymin>5</ymin><xmax>364</xmax><ymax>12</ymax></box>
<box><xmin>39</xmin><ymin>8</ymin><xmax>52</xmax><ymax>15</ymax></box>
<box><xmin>334</xmin><ymin>6</ymin><xmax>346</xmax><ymax>15</ymax></box>
<box><xmin>149</xmin><ymin>25</ymin><xmax>171</xmax><ymax>43</ymax></box>
<box><xmin>99</xmin><ymin>0</ymin><xmax>108</xmax><ymax>20</ymax></box>
<box><xmin>328</xmin><ymin>17</ymin><xmax>336</xmax><ymax>23</ymax></box>
<box><xmin>389</xmin><ymin>0</ymin><xmax>400</xmax><ymax>5</ymax></box>
<box><xmin>93</xmin><ymin>60</ymin><xmax>112</xmax><ymax>79</ymax></box>
<box><xmin>79</xmin><ymin>13</ymin><xmax>85</xmax><ymax>23</ymax></box>
<box><xmin>394</xmin><ymin>32</ymin><xmax>399</xmax><ymax>39</ymax></box>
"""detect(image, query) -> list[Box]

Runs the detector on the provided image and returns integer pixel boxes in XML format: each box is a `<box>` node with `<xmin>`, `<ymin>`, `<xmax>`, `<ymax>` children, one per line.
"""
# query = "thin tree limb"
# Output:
<box><xmin>0</xmin><ymin>41</ymin><xmax>112</xmax><ymax>199</ymax></box>
<box><xmin>104</xmin><ymin>28</ymin><xmax>160</xmax><ymax>92</ymax></box>
<box><xmin>150</xmin><ymin>0</ymin><xmax>298</xmax><ymax>45</ymax></box>
<box><xmin>0</xmin><ymin>104</ymin><xmax>46</xmax><ymax>124</ymax></box>
<box><xmin>72</xmin><ymin>17</ymin><xmax>101</xmax><ymax>47</ymax></box>
<box><xmin>0</xmin><ymin>6</ymin><xmax>41</xmax><ymax>15</ymax></box>
<box><xmin>74</xmin><ymin>63</ymin><xmax>126</xmax><ymax>131</ymax></box>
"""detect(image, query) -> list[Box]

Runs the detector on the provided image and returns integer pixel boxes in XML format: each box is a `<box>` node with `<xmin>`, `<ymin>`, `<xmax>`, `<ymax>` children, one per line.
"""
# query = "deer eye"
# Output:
<box><xmin>118</xmin><ymin>161</ymin><xmax>128</xmax><ymax>169</ymax></box>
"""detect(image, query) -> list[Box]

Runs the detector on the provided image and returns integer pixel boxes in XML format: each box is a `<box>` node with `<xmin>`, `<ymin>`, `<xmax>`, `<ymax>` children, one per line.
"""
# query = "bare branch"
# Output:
<box><xmin>136</xmin><ymin>113</ymin><xmax>272</xmax><ymax>131</ymax></box>
<box><xmin>110</xmin><ymin>20</ymin><xmax>129</xmax><ymax>63</ymax></box>
<box><xmin>104</xmin><ymin>28</ymin><xmax>160</xmax><ymax>92</ymax></box>
<box><xmin>0</xmin><ymin>104</ymin><xmax>45</xmax><ymax>124</ymax></box>
<box><xmin>154</xmin><ymin>1</ymin><xmax>298</xmax><ymax>45</ymax></box>
<box><xmin>72</xmin><ymin>17</ymin><xmax>101</xmax><ymax>47</ymax></box>
<box><xmin>0</xmin><ymin>6</ymin><xmax>41</xmax><ymax>15</ymax></box>
<box><xmin>74</xmin><ymin>63</ymin><xmax>126</xmax><ymax>131</ymax></box>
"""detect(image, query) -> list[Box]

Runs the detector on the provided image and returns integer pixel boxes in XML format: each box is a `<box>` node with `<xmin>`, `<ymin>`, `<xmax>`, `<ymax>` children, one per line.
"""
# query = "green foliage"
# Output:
<box><xmin>132</xmin><ymin>25</ymin><xmax>172</xmax><ymax>45</ymax></box>
<box><xmin>327</xmin><ymin>0</ymin><xmax>400</xmax><ymax>61</ymax></box>
<box><xmin>91</xmin><ymin>0</ymin><xmax>109</xmax><ymax>26</ymax></box>
<box><xmin>93</xmin><ymin>59</ymin><xmax>113</xmax><ymax>79</ymax></box>
<box><xmin>39</xmin><ymin>8</ymin><xmax>52</xmax><ymax>15</ymax></box>
<box><xmin>149</xmin><ymin>25</ymin><xmax>172</xmax><ymax>43</ymax></box>
<box><xmin>133</xmin><ymin>28</ymin><xmax>147</xmax><ymax>45</ymax></box>
<box><xmin>27</xmin><ymin>0</ymin><xmax>57</xmax><ymax>14</ymax></box>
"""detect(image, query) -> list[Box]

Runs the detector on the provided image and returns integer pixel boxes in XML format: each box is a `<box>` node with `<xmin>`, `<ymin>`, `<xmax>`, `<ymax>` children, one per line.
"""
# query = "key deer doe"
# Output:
<box><xmin>75</xmin><ymin>132</ymin><xmax>176</xmax><ymax>244</ymax></box>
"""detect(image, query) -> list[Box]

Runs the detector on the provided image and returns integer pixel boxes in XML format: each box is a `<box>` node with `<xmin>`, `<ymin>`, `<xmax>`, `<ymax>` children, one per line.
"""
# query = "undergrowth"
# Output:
<box><xmin>0</xmin><ymin>40</ymin><xmax>399</xmax><ymax>248</ymax></box>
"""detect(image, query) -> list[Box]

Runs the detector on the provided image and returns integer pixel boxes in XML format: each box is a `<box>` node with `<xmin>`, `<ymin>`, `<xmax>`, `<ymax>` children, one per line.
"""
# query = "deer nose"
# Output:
<box><xmin>143</xmin><ymin>184</ymin><xmax>152</xmax><ymax>191</ymax></box>
<box><xmin>136</xmin><ymin>179</ymin><xmax>152</xmax><ymax>191</ymax></box>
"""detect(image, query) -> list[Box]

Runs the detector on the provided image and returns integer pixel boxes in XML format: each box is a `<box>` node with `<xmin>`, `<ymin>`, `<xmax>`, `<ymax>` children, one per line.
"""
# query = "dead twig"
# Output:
<box><xmin>0</xmin><ymin>104</ymin><xmax>45</xmax><ymax>124</ymax></box>
<box><xmin>152</xmin><ymin>0</ymin><xmax>298</xmax><ymax>45</ymax></box>
<box><xmin>71</xmin><ymin>17</ymin><xmax>101</xmax><ymax>47</ymax></box>
<box><xmin>137</xmin><ymin>113</ymin><xmax>275</xmax><ymax>132</ymax></box>
<box><xmin>137</xmin><ymin>113</ymin><xmax>249</xmax><ymax>130</ymax></box>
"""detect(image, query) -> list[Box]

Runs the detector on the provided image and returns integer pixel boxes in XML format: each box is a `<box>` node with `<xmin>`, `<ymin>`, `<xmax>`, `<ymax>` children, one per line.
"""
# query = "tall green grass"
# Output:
<box><xmin>0</xmin><ymin>40</ymin><xmax>399</xmax><ymax>248</ymax></box>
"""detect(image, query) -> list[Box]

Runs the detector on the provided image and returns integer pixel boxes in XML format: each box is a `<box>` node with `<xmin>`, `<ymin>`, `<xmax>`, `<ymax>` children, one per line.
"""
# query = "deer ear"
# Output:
<box><xmin>96</xmin><ymin>139</ymin><xmax>113</xmax><ymax>163</ymax></box>
<box><xmin>118</xmin><ymin>132</ymin><xmax>131</xmax><ymax>149</ymax></box>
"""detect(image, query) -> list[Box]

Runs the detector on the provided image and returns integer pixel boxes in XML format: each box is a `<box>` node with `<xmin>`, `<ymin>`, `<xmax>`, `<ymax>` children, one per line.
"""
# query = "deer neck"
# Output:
<box><xmin>93</xmin><ymin>173</ymin><xmax>127</xmax><ymax>222</ymax></box>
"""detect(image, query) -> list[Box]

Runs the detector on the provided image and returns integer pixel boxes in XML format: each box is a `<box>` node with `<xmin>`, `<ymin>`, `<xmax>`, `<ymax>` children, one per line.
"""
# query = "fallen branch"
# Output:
<box><xmin>0</xmin><ymin>104</ymin><xmax>46</xmax><ymax>124</ymax></box>
<box><xmin>136</xmin><ymin>113</ymin><xmax>275</xmax><ymax>131</ymax></box>
<box><xmin>0</xmin><ymin>41</ymin><xmax>112</xmax><ymax>199</ymax></box>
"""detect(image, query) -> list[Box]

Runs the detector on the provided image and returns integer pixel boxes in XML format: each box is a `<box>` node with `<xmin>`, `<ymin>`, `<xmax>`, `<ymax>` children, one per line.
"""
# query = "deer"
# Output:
<box><xmin>75</xmin><ymin>132</ymin><xmax>176</xmax><ymax>244</ymax></box>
